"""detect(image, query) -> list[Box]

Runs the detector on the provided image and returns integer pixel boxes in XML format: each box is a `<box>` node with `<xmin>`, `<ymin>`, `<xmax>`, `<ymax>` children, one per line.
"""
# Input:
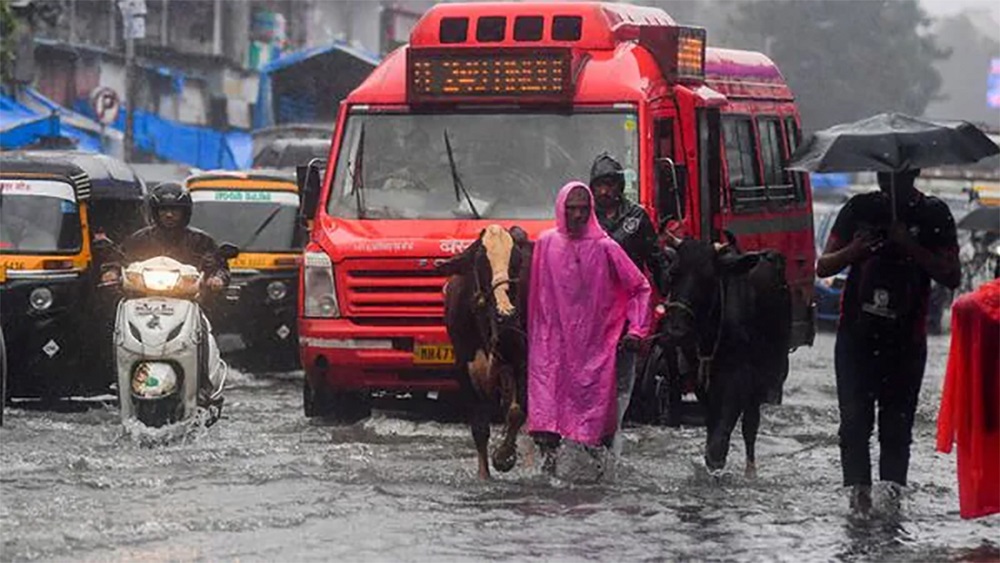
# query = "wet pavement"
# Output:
<box><xmin>1</xmin><ymin>332</ymin><xmax>997</xmax><ymax>562</ymax></box>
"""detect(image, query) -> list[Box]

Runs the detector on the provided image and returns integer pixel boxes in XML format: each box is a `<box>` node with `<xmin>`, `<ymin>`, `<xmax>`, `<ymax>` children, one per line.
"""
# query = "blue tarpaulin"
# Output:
<box><xmin>71</xmin><ymin>98</ymin><xmax>252</xmax><ymax>170</ymax></box>
<box><xmin>1</xmin><ymin>91</ymin><xmax>62</xmax><ymax>149</ymax></box>
<box><xmin>810</xmin><ymin>172</ymin><xmax>852</xmax><ymax>189</ymax></box>
<box><xmin>254</xmin><ymin>42</ymin><xmax>379</xmax><ymax>129</ymax></box>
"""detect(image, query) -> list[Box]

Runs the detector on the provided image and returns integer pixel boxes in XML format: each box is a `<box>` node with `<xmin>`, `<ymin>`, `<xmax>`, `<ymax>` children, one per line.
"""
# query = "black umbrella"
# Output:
<box><xmin>787</xmin><ymin>113</ymin><xmax>999</xmax><ymax>173</ymax></box>
<box><xmin>957</xmin><ymin>206</ymin><xmax>1000</xmax><ymax>233</ymax></box>
<box><xmin>787</xmin><ymin>112</ymin><xmax>999</xmax><ymax>220</ymax></box>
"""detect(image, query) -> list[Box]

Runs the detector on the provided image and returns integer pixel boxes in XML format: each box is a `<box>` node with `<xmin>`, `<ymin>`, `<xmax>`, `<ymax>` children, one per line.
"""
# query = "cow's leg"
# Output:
<box><xmin>492</xmin><ymin>364</ymin><xmax>525</xmax><ymax>472</ymax></box>
<box><xmin>466</xmin><ymin>349</ymin><xmax>495</xmax><ymax>480</ymax></box>
<box><xmin>471</xmin><ymin>404</ymin><xmax>491</xmax><ymax>480</ymax></box>
<box><xmin>741</xmin><ymin>397</ymin><xmax>761</xmax><ymax>478</ymax></box>
<box><xmin>704</xmin><ymin>377</ymin><xmax>741</xmax><ymax>472</ymax></box>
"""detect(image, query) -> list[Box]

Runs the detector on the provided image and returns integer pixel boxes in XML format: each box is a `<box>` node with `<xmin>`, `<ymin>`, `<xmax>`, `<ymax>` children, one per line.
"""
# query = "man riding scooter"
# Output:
<box><xmin>102</xmin><ymin>182</ymin><xmax>231</xmax><ymax>405</ymax></box>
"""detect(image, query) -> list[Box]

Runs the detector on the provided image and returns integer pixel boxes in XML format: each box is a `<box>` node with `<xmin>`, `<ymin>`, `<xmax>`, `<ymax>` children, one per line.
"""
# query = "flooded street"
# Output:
<box><xmin>1</xmin><ymin>332</ymin><xmax>997</xmax><ymax>562</ymax></box>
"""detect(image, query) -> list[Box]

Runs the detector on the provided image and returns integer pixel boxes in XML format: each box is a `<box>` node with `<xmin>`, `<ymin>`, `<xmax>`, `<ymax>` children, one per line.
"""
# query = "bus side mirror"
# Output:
<box><xmin>655</xmin><ymin>158</ymin><xmax>687</xmax><ymax>223</ymax></box>
<box><xmin>297</xmin><ymin>158</ymin><xmax>326</xmax><ymax>223</ymax></box>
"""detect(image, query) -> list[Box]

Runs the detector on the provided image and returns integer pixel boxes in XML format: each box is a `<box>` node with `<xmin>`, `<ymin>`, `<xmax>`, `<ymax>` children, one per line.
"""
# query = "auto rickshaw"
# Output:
<box><xmin>185</xmin><ymin>169</ymin><xmax>303</xmax><ymax>369</ymax></box>
<box><xmin>0</xmin><ymin>151</ymin><xmax>147</xmax><ymax>399</ymax></box>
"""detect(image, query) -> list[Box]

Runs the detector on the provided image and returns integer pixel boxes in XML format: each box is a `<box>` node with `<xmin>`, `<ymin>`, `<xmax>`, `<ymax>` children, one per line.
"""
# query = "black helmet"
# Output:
<box><xmin>590</xmin><ymin>152</ymin><xmax>625</xmax><ymax>191</ymax></box>
<box><xmin>149</xmin><ymin>182</ymin><xmax>192</xmax><ymax>227</ymax></box>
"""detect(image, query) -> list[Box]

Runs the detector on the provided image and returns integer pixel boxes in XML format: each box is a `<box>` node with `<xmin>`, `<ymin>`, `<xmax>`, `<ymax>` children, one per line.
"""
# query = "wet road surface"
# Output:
<box><xmin>1</xmin><ymin>332</ymin><xmax>998</xmax><ymax>562</ymax></box>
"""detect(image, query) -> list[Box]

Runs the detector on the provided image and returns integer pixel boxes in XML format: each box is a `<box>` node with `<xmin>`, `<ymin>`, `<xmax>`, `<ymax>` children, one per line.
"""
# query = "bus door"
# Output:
<box><xmin>650</xmin><ymin>112</ymin><xmax>688</xmax><ymax>232</ymax></box>
<box><xmin>697</xmin><ymin>108</ymin><xmax>722</xmax><ymax>242</ymax></box>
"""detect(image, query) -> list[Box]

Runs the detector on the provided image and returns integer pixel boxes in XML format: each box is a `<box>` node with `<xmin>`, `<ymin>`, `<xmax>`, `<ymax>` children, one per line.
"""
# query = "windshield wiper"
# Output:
<box><xmin>241</xmin><ymin>205</ymin><xmax>283</xmax><ymax>250</ymax></box>
<box><xmin>443</xmin><ymin>129</ymin><xmax>481</xmax><ymax>220</ymax></box>
<box><xmin>351</xmin><ymin>124</ymin><xmax>367</xmax><ymax>219</ymax></box>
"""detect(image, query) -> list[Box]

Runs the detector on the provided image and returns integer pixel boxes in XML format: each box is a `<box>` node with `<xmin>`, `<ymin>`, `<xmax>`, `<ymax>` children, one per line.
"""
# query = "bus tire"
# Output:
<box><xmin>1</xmin><ymin>324</ymin><xmax>6</xmax><ymax>426</ymax></box>
<box><xmin>303</xmin><ymin>377</ymin><xmax>371</xmax><ymax>422</ymax></box>
<box><xmin>636</xmin><ymin>344</ymin><xmax>683</xmax><ymax>427</ymax></box>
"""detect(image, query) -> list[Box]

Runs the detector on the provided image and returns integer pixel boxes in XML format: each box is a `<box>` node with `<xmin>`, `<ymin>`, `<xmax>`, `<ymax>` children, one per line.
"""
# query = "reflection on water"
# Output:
<box><xmin>1</xmin><ymin>334</ymin><xmax>998</xmax><ymax>561</ymax></box>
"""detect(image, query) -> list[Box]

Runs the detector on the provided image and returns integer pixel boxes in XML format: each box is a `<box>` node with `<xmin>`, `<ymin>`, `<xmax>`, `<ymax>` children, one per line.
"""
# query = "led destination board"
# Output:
<box><xmin>407</xmin><ymin>48</ymin><xmax>573</xmax><ymax>103</ymax></box>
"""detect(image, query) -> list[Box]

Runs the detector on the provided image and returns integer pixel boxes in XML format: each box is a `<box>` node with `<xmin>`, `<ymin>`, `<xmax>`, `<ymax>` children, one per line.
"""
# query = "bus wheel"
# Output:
<box><xmin>1</xmin><ymin>325</ymin><xmax>6</xmax><ymax>426</ymax></box>
<box><xmin>303</xmin><ymin>377</ymin><xmax>371</xmax><ymax>422</ymax></box>
<box><xmin>637</xmin><ymin>344</ymin><xmax>682</xmax><ymax>427</ymax></box>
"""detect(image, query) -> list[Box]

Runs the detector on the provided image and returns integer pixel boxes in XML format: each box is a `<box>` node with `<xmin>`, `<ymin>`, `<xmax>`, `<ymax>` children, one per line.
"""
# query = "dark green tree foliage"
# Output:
<box><xmin>728</xmin><ymin>0</ymin><xmax>947</xmax><ymax>132</ymax></box>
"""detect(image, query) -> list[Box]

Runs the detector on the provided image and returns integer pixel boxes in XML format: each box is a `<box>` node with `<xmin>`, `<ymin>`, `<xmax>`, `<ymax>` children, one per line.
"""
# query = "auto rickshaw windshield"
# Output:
<box><xmin>189</xmin><ymin>189</ymin><xmax>299</xmax><ymax>252</ymax></box>
<box><xmin>0</xmin><ymin>179</ymin><xmax>82</xmax><ymax>253</ymax></box>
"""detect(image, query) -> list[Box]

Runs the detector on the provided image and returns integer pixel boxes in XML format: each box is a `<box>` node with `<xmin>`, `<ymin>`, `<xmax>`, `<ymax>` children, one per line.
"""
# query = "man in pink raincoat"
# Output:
<box><xmin>528</xmin><ymin>182</ymin><xmax>652</xmax><ymax>468</ymax></box>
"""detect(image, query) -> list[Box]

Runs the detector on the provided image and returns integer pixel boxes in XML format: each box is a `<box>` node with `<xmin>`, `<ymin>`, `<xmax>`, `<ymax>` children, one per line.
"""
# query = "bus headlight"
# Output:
<box><xmin>303</xmin><ymin>252</ymin><xmax>339</xmax><ymax>318</ymax></box>
<box><xmin>29</xmin><ymin>287</ymin><xmax>54</xmax><ymax>311</ymax></box>
<box><xmin>267</xmin><ymin>280</ymin><xmax>288</xmax><ymax>302</ymax></box>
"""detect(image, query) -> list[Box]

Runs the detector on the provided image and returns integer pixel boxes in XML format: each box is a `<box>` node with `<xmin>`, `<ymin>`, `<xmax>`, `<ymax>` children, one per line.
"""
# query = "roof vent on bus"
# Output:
<box><xmin>552</xmin><ymin>16</ymin><xmax>583</xmax><ymax>41</ymax></box>
<box><xmin>440</xmin><ymin>17</ymin><xmax>469</xmax><ymax>43</ymax></box>
<box><xmin>476</xmin><ymin>16</ymin><xmax>506</xmax><ymax>42</ymax></box>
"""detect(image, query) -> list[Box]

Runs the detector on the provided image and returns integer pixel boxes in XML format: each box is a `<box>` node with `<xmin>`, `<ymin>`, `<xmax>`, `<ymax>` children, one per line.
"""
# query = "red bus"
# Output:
<box><xmin>298</xmin><ymin>2</ymin><xmax>815</xmax><ymax>420</ymax></box>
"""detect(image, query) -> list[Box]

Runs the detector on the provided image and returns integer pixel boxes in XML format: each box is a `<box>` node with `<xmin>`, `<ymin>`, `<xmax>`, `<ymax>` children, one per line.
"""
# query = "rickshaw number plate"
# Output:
<box><xmin>413</xmin><ymin>344</ymin><xmax>454</xmax><ymax>365</ymax></box>
<box><xmin>135</xmin><ymin>302</ymin><xmax>174</xmax><ymax>316</ymax></box>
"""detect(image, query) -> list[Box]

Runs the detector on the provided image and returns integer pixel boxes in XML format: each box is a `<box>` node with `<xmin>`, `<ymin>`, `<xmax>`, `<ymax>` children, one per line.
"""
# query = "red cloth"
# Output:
<box><xmin>936</xmin><ymin>279</ymin><xmax>1000</xmax><ymax>520</ymax></box>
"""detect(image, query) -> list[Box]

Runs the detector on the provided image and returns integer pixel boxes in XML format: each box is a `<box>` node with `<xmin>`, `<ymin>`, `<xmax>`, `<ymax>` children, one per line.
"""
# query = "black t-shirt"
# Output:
<box><xmin>829</xmin><ymin>191</ymin><xmax>957</xmax><ymax>341</ymax></box>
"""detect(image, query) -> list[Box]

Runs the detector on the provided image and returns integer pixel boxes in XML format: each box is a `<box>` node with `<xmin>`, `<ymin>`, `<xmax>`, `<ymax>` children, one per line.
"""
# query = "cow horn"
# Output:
<box><xmin>664</xmin><ymin>230</ymin><xmax>682</xmax><ymax>248</ymax></box>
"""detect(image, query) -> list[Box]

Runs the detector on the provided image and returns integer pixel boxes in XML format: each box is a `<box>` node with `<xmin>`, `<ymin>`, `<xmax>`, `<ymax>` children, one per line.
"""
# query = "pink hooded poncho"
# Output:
<box><xmin>527</xmin><ymin>182</ymin><xmax>652</xmax><ymax>446</ymax></box>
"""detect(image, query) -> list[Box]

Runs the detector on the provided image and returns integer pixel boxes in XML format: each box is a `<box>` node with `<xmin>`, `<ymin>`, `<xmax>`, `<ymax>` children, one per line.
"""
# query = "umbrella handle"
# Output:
<box><xmin>891</xmin><ymin>174</ymin><xmax>897</xmax><ymax>223</ymax></box>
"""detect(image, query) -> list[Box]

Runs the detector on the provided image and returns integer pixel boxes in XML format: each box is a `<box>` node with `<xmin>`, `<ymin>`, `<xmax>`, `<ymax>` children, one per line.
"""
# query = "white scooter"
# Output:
<box><xmin>113</xmin><ymin>247</ymin><xmax>237</xmax><ymax>428</ymax></box>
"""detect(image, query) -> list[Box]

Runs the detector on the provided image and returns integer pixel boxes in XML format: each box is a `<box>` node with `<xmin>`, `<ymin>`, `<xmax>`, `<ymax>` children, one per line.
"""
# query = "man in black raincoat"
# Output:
<box><xmin>590</xmin><ymin>153</ymin><xmax>671</xmax><ymax>456</ymax></box>
<box><xmin>119</xmin><ymin>182</ymin><xmax>230</xmax><ymax>290</ymax></box>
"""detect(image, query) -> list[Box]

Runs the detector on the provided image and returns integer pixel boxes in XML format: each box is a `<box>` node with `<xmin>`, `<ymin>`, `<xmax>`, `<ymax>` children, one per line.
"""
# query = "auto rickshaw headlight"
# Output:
<box><xmin>29</xmin><ymin>287</ymin><xmax>54</xmax><ymax>311</ymax></box>
<box><xmin>266</xmin><ymin>280</ymin><xmax>288</xmax><ymax>302</ymax></box>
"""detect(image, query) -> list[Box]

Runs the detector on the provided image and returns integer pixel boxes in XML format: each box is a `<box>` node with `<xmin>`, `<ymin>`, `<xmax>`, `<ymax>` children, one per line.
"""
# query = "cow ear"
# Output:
<box><xmin>508</xmin><ymin>225</ymin><xmax>529</xmax><ymax>246</ymax></box>
<box><xmin>436</xmin><ymin>239</ymin><xmax>482</xmax><ymax>276</ymax></box>
<box><xmin>717</xmin><ymin>250</ymin><xmax>760</xmax><ymax>276</ymax></box>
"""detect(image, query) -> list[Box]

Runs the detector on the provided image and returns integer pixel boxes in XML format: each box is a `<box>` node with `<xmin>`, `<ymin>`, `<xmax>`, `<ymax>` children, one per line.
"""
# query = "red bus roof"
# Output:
<box><xmin>346</xmin><ymin>2</ymin><xmax>792</xmax><ymax>106</ymax></box>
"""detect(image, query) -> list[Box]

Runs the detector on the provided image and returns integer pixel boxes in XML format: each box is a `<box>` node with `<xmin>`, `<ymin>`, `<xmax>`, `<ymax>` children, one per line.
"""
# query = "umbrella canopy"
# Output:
<box><xmin>787</xmin><ymin>112</ymin><xmax>999</xmax><ymax>173</ymax></box>
<box><xmin>957</xmin><ymin>206</ymin><xmax>1000</xmax><ymax>233</ymax></box>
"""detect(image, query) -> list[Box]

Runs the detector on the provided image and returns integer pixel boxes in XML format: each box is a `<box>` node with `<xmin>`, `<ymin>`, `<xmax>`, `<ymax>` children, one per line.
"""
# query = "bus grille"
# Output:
<box><xmin>340</xmin><ymin>259</ymin><xmax>448</xmax><ymax>319</ymax></box>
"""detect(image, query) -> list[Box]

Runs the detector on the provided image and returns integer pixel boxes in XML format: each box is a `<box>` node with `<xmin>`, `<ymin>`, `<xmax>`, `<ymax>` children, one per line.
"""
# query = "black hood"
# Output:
<box><xmin>590</xmin><ymin>153</ymin><xmax>625</xmax><ymax>189</ymax></box>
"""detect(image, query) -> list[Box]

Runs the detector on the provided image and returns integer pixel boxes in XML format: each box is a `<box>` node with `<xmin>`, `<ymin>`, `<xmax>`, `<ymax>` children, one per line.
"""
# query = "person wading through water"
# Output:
<box><xmin>590</xmin><ymin>153</ymin><xmax>671</xmax><ymax>457</ymax></box>
<box><xmin>528</xmin><ymin>181</ymin><xmax>651</xmax><ymax>475</ymax></box>
<box><xmin>817</xmin><ymin>169</ymin><xmax>960</xmax><ymax>515</ymax></box>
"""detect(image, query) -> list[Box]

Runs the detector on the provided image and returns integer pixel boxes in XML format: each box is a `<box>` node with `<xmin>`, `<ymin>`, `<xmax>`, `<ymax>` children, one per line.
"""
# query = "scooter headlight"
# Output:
<box><xmin>29</xmin><ymin>287</ymin><xmax>54</xmax><ymax>311</ymax></box>
<box><xmin>266</xmin><ymin>280</ymin><xmax>288</xmax><ymax>301</ymax></box>
<box><xmin>131</xmin><ymin>361</ymin><xmax>179</xmax><ymax>398</ymax></box>
<box><xmin>142</xmin><ymin>270</ymin><xmax>181</xmax><ymax>291</ymax></box>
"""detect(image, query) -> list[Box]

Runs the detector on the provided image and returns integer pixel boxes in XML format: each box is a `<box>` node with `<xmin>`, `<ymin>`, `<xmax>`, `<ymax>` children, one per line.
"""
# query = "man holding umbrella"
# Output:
<box><xmin>793</xmin><ymin>113</ymin><xmax>996</xmax><ymax>515</ymax></box>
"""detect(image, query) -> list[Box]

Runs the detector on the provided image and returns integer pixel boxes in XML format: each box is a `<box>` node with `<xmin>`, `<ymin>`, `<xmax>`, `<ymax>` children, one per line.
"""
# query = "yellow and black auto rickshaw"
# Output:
<box><xmin>0</xmin><ymin>151</ymin><xmax>147</xmax><ymax>399</ymax></box>
<box><xmin>186</xmin><ymin>169</ymin><xmax>303</xmax><ymax>369</ymax></box>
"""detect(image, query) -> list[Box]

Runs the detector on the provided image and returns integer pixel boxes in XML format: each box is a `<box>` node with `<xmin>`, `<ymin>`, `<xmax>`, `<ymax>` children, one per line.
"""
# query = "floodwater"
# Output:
<box><xmin>1</xmin><ymin>333</ymin><xmax>997</xmax><ymax>562</ymax></box>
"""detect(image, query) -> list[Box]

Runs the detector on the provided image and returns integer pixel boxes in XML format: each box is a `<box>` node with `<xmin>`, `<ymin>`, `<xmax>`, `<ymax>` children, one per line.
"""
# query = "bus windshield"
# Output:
<box><xmin>327</xmin><ymin>110</ymin><xmax>640</xmax><ymax>220</ymax></box>
<box><xmin>190</xmin><ymin>190</ymin><xmax>300</xmax><ymax>252</ymax></box>
<box><xmin>0</xmin><ymin>179</ymin><xmax>82</xmax><ymax>253</ymax></box>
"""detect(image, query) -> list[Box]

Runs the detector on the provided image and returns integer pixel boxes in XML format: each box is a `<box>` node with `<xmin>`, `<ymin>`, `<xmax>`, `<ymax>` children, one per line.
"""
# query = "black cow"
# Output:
<box><xmin>438</xmin><ymin>225</ymin><xmax>533</xmax><ymax>480</ymax></box>
<box><xmin>662</xmin><ymin>233</ymin><xmax>791</xmax><ymax>477</ymax></box>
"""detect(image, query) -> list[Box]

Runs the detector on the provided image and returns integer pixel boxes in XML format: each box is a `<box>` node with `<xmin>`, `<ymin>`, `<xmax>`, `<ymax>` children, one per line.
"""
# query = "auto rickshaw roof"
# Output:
<box><xmin>1</xmin><ymin>150</ymin><xmax>146</xmax><ymax>202</ymax></box>
<box><xmin>0</xmin><ymin>151</ymin><xmax>93</xmax><ymax>199</ymax></box>
<box><xmin>185</xmin><ymin>168</ymin><xmax>298</xmax><ymax>191</ymax></box>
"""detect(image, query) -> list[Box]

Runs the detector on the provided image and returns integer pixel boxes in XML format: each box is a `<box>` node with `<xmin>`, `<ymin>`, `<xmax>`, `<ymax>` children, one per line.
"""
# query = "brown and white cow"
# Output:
<box><xmin>438</xmin><ymin>225</ymin><xmax>532</xmax><ymax>480</ymax></box>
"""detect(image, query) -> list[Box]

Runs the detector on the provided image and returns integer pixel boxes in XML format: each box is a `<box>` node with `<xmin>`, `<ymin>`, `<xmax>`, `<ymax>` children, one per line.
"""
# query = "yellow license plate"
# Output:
<box><xmin>413</xmin><ymin>344</ymin><xmax>455</xmax><ymax>365</ymax></box>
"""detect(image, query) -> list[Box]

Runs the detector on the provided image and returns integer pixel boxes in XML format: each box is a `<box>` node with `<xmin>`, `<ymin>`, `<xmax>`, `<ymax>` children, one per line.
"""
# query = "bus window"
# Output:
<box><xmin>759</xmin><ymin>117</ymin><xmax>796</xmax><ymax>207</ymax></box>
<box><xmin>654</xmin><ymin>118</ymin><xmax>685</xmax><ymax>224</ymax></box>
<box><xmin>722</xmin><ymin>115</ymin><xmax>764</xmax><ymax>211</ymax></box>
<box><xmin>784</xmin><ymin>116</ymin><xmax>806</xmax><ymax>201</ymax></box>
